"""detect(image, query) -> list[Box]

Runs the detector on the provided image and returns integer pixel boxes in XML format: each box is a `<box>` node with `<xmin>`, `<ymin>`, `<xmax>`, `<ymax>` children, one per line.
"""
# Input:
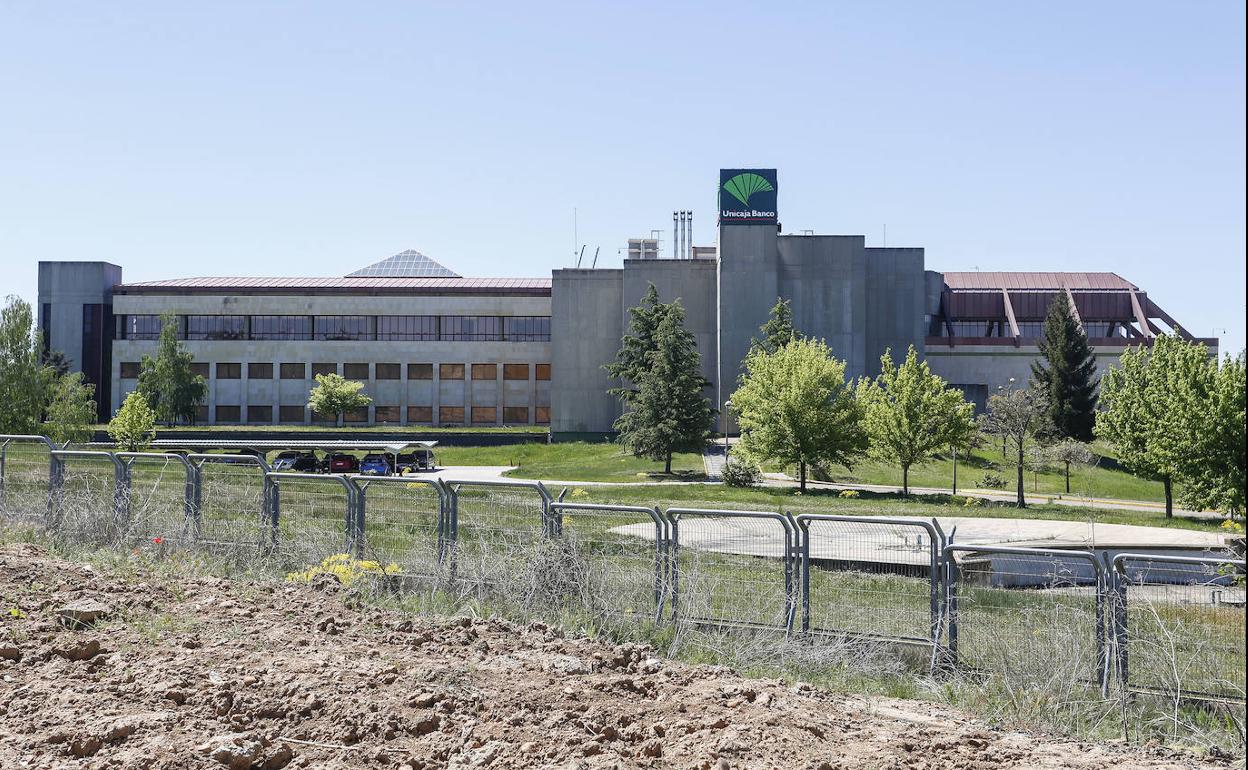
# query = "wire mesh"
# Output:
<box><xmin>355</xmin><ymin>476</ymin><xmax>444</xmax><ymax>585</ymax></box>
<box><xmin>51</xmin><ymin>454</ymin><xmax>123</xmax><ymax>547</ymax></box>
<box><xmin>947</xmin><ymin>546</ymin><xmax>1105</xmax><ymax>688</ymax></box>
<box><xmin>549</xmin><ymin>503</ymin><xmax>668</xmax><ymax>626</ymax></box>
<box><xmin>0</xmin><ymin>439</ymin><xmax>52</xmax><ymax>527</ymax></box>
<box><xmin>799</xmin><ymin>515</ymin><xmax>939</xmax><ymax>644</ymax></box>
<box><xmin>670</xmin><ymin>509</ymin><xmax>795</xmax><ymax>632</ymax></box>
<box><xmin>121</xmin><ymin>455</ymin><xmax>193</xmax><ymax>546</ymax></box>
<box><xmin>445</xmin><ymin>481</ymin><xmax>547</xmax><ymax>605</ymax></box>
<box><xmin>269</xmin><ymin>474</ymin><xmax>355</xmax><ymax>569</ymax></box>
<box><xmin>196</xmin><ymin>458</ymin><xmax>271</xmax><ymax>557</ymax></box>
<box><xmin>1114</xmin><ymin>554</ymin><xmax>1246</xmax><ymax>703</ymax></box>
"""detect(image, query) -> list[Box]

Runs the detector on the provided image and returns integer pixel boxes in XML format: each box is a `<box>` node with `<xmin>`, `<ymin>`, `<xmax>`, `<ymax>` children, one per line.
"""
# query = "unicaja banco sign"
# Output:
<box><xmin>719</xmin><ymin>168</ymin><xmax>778</xmax><ymax>225</ymax></box>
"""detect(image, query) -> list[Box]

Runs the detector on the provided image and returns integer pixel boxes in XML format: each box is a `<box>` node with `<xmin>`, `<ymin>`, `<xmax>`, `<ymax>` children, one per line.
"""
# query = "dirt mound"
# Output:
<box><xmin>0</xmin><ymin>544</ymin><xmax>1226</xmax><ymax>769</ymax></box>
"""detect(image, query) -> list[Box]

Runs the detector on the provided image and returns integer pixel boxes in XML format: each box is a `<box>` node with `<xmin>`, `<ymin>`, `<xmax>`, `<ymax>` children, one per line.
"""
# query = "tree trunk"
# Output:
<box><xmin>1065</xmin><ymin>462</ymin><xmax>1071</xmax><ymax>494</ymax></box>
<box><xmin>1163</xmin><ymin>475</ymin><xmax>1173</xmax><ymax>518</ymax></box>
<box><xmin>1016</xmin><ymin>443</ymin><xmax>1026</xmax><ymax>508</ymax></box>
<box><xmin>902</xmin><ymin>465</ymin><xmax>909</xmax><ymax>496</ymax></box>
<box><xmin>664</xmin><ymin>452</ymin><xmax>672</xmax><ymax>475</ymax></box>
<box><xmin>952</xmin><ymin>447</ymin><xmax>958</xmax><ymax>495</ymax></box>
<box><xmin>799</xmin><ymin>461</ymin><xmax>807</xmax><ymax>492</ymax></box>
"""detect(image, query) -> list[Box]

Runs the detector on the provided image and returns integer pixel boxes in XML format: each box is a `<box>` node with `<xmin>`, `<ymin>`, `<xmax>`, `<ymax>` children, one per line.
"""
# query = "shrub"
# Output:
<box><xmin>286</xmin><ymin>553</ymin><xmax>400</xmax><ymax>587</ymax></box>
<box><xmin>838</xmin><ymin>489</ymin><xmax>860</xmax><ymax>499</ymax></box>
<box><xmin>962</xmin><ymin>496</ymin><xmax>983</xmax><ymax>507</ymax></box>
<box><xmin>721</xmin><ymin>459</ymin><xmax>762</xmax><ymax>487</ymax></box>
<box><xmin>979</xmin><ymin>471</ymin><xmax>1006</xmax><ymax>489</ymax></box>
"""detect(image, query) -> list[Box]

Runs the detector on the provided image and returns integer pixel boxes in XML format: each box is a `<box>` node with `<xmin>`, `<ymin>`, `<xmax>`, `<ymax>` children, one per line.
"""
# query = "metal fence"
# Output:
<box><xmin>0</xmin><ymin>439</ymin><xmax>1243</xmax><ymax>707</ymax></box>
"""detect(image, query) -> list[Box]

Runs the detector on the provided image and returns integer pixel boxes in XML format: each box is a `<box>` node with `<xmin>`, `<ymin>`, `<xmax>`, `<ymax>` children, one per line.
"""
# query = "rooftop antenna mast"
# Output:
<box><xmin>575</xmin><ymin>245</ymin><xmax>586</xmax><ymax>269</ymax></box>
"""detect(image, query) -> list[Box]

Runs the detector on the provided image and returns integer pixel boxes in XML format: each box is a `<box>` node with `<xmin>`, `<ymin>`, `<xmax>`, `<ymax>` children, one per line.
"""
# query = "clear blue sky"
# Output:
<box><xmin>2</xmin><ymin>2</ymin><xmax>1244</xmax><ymax>354</ymax></box>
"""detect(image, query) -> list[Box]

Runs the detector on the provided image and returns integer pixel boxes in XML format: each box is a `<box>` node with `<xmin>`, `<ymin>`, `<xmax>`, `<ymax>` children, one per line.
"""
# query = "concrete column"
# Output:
<box><xmin>529</xmin><ymin>364</ymin><xmax>537</xmax><ymax>425</ymax></box>
<box><xmin>239</xmin><ymin>363</ymin><xmax>249</xmax><ymax>421</ymax></box>
<box><xmin>400</xmin><ymin>363</ymin><xmax>409</xmax><ymax>425</ymax></box>
<box><xmin>432</xmin><ymin>363</ymin><xmax>441</xmax><ymax>426</ymax></box>
<box><xmin>271</xmin><ymin>359</ymin><xmax>280</xmax><ymax>425</ymax></box>
<box><xmin>496</xmin><ymin>363</ymin><xmax>503</xmax><ymax>426</ymax></box>
<box><xmin>367</xmin><ymin>364</ymin><xmax>376</xmax><ymax>425</ymax></box>
<box><xmin>208</xmin><ymin>367</ymin><xmax>217</xmax><ymax>424</ymax></box>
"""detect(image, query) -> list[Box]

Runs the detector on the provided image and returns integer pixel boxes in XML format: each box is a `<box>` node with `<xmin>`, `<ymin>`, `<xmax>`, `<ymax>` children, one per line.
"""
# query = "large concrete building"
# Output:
<box><xmin>38</xmin><ymin>168</ymin><xmax>1214</xmax><ymax>435</ymax></box>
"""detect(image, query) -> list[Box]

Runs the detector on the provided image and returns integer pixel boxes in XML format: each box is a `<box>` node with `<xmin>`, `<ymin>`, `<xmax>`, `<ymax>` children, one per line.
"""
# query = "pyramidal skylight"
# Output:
<box><xmin>346</xmin><ymin>249</ymin><xmax>460</xmax><ymax>278</ymax></box>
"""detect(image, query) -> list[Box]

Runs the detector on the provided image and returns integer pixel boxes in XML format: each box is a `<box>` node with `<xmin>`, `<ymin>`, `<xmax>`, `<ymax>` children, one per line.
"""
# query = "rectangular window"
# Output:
<box><xmin>215</xmin><ymin>405</ymin><xmax>241</xmax><ymax>423</ymax></box>
<box><xmin>439</xmin><ymin>406</ymin><xmax>464</xmax><ymax>424</ymax></box>
<box><xmin>248</xmin><ymin>362</ymin><xmax>273</xmax><ymax>379</ymax></box>
<box><xmin>503</xmin><ymin>363</ymin><xmax>529</xmax><ymax>381</ymax></box>
<box><xmin>407</xmin><ymin>405</ymin><xmax>433</xmax><ymax>423</ymax></box>
<box><xmin>312</xmin><ymin>362</ymin><xmax>337</xmax><ymax>377</ymax></box>
<box><xmin>439</xmin><ymin>315</ymin><xmax>503</xmax><ymax>341</ymax></box>
<box><xmin>194</xmin><ymin>405</ymin><xmax>209</xmax><ymax>424</ymax></box>
<box><xmin>535</xmin><ymin>364</ymin><xmax>551</xmax><ymax>381</ymax></box>
<box><xmin>280</xmin><ymin>362</ymin><xmax>306</xmax><ymax>379</ymax></box>
<box><xmin>373</xmin><ymin>406</ymin><xmax>400</xmax><ymax>423</ymax></box>
<box><xmin>122</xmin><ymin>314</ymin><xmax>165</xmax><ymax>340</ymax></box>
<box><xmin>247</xmin><ymin>405</ymin><xmax>272</xmax><ymax>423</ymax></box>
<box><xmin>120</xmin><ymin>362</ymin><xmax>141</xmax><ymax>379</ymax></box>
<box><xmin>502</xmin><ymin>316</ymin><xmax>551</xmax><ymax>342</ymax></box>
<box><xmin>216</xmin><ymin>363</ymin><xmax>242</xmax><ymax>379</ymax></box>
<box><xmin>503</xmin><ymin>406</ymin><xmax>529</xmax><ymax>424</ymax></box>
<box><xmin>250</xmin><ymin>316</ymin><xmax>312</xmax><ymax>341</ymax></box>
<box><xmin>186</xmin><ymin>315</ymin><xmax>246</xmax><ymax>341</ymax></box>
<box><xmin>377</xmin><ymin>315</ymin><xmax>438</xmax><ymax>341</ymax></box>
<box><xmin>279</xmin><ymin>405</ymin><xmax>305</xmax><ymax>423</ymax></box>
<box><xmin>439</xmin><ymin>363</ymin><xmax>465</xmax><ymax>380</ymax></box>
<box><xmin>471</xmin><ymin>363</ymin><xmax>497</xmax><ymax>380</ymax></box>
<box><xmin>343</xmin><ymin>363</ymin><xmax>370</xmax><ymax>380</ymax></box>
<box><xmin>314</xmin><ymin>316</ymin><xmax>374</xmax><ymax>341</ymax></box>
<box><xmin>534</xmin><ymin>406</ymin><xmax>550</xmax><ymax>424</ymax></box>
<box><xmin>471</xmin><ymin>406</ymin><xmax>497</xmax><ymax>424</ymax></box>
<box><xmin>408</xmin><ymin>363</ymin><xmax>433</xmax><ymax>380</ymax></box>
<box><xmin>375</xmin><ymin>363</ymin><xmax>401</xmax><ymax>380</ymax></box>
<box><xmin>343</xmin><ymin>407</ymin><xmax>369</xmax><ymax>424</ymax></box>
<box><xmin>190</xmin><ymin>362</ymin><xmax>210</xmax><ymax>378</ymax></box>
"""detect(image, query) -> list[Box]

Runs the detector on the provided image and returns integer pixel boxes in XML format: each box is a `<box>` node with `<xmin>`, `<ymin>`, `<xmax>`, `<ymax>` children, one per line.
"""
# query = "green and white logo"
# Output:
<box><xmin>722</xmin><ymin>172</ymin><xmax>775</xmax><ymax>207</ymax></box>
<box><xmin>719</xmin><ymin>168</ymin><xmax>778</xmax><ymax>226</ymax></box>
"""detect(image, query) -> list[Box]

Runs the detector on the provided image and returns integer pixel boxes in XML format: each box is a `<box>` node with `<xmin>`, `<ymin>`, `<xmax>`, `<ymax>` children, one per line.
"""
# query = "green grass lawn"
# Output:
<box><xmin>435</xmin><ymin>442</ymin><xmax>706</xmax><ymax>483</ymax></box>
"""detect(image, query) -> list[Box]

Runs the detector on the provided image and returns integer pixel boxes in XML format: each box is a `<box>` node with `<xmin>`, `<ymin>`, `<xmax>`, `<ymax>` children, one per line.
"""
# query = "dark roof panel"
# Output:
<box><xmin>116</xmin><ymin>276</ymin><xmax>551</xmax><ymax>295</ymax></box>
<box><xmin>942</xmin><ymin>272</ymin><xmax>1138</xmax><ymax>291</ymax></box>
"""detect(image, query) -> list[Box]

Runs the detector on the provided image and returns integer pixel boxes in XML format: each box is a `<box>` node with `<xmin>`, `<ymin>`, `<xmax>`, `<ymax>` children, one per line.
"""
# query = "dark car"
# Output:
<box><xmin>396</xmin><ymin>448</ymin><xmax>437</xmax><ymax>474</ymax></box>
<box><xmin>327</xmin><ymin>453</ymin><xmax>359</xmax><ymax>474</ymax></box>
<box><xmin>359</xmin><ymin>453</ymin><xmax>392</xmax><ymax>476</ymax></box>
<box><xmin>272</xmin><ymin>450</ymin><xmax>319</xmax><ymax>472</ymax></box>
<box><xmin>292</xmin><ymin>452</ymin><xmax>320</xmax><ymax>473</ymax></box>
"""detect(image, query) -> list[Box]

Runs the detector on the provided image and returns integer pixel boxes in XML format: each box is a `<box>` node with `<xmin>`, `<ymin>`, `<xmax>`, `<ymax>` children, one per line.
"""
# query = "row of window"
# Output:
<box><xmin>937</xmin><ymin>319</ymin><xmax>1132</xmax><ymax>339</ymax></box>
<box><xmin>120</xmin><ymin>315</ymin><xmax>552</xmax><ymax>342</ymax></box>
<box><xmin>200</xmin><ymin>405</ymin><xmax>549</xmax><ymax>425</ymax></box>
<box><xmin>120</xmin><ymin>361</ymin><xmax>552</xmax><ymax>381</ymax></box>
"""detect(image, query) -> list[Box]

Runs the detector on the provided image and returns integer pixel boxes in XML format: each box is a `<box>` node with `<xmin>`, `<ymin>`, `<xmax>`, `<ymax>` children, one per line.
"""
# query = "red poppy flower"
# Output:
<box><xmin>152</xmin><ymin>537</ymin><xmax>163</xmax><ymax>544</ymax></box>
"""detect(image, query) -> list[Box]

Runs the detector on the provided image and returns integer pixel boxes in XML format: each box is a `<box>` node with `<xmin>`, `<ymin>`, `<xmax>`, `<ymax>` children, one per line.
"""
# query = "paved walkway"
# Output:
<box><xmin>702</xmin><ymin>444</ymin><xmax>728</xmax><ymax>480</ymax></box>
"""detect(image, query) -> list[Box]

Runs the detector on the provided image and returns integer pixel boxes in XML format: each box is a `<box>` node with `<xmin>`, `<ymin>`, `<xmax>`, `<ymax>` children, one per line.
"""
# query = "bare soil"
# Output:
<box><xmin>0</xmin><ymin>544</ymin><xmax>1230</xmax><ymax>769</ymax></box>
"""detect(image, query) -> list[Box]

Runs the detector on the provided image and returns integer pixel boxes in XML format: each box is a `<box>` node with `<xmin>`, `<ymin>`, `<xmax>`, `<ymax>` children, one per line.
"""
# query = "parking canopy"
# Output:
<box><xmin>91</xmin><ymin>439</ymin><xmax>437</xmax><ymax>455</ymax></box>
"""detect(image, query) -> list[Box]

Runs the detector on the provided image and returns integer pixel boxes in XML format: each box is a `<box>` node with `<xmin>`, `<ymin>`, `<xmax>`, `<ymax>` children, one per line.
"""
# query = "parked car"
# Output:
<box><xmin>271</xmin><ymin>451</ymin><xmax>302</xmax><ymax>471</ymax></box>
<box><xmin>292</xmin><ymin>452</ymin><xmax>321</xmax><ymax>473</ymax></box>
<box><xmin>396</xmin><ymin>448</ymin><xmax>437</xmax><ymax>473</ymax></box>
<box><xmin>359</xmin><ymin>454</ymin><xmax>392</xmax><ymax>476</ymax></box>
<box><xmin>326</xmin><ymin>453</ymin><xmax>359</xmax><ymax>474</ymax></box>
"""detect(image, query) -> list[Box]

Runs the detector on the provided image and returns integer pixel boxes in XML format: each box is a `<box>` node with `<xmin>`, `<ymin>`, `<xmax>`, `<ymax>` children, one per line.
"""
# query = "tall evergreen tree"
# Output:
<box><xmin>136</xmin><ymin>315</ymin><xmax>207</xmax><ymax>426</ymax></box>
<box><xmin>751</xmin><ymin>297</ymin><xmax>799</xmax><ymax>354</ymax></box>
<box><xmin>1030</xmin><ymin>295</ymin><xmax>1098</xmax><ymax>440</ymax></box>
<box><xmin>605</xmin><ymin>284</ymin><xmax>667</xmax><ymax>406</ymax></box>
<box><xmin>613</xmin><ymin>301</ymin><xmax>714</xmax><ymax>473</ymax></box>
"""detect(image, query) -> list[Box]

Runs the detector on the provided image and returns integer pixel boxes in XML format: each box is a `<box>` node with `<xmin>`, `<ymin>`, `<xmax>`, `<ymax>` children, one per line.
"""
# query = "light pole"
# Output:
<box><xmin>723</xmin><ymin>400</ymin><xmax>732</xmax><ymax>457</ymax></box>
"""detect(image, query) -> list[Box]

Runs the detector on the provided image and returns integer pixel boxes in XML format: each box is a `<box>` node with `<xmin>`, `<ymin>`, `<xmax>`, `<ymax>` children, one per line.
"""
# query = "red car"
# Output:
<box><xmin>327</xmin><ymin>453</ymin><xmax>360</xmax><ymax>473</ymax></box>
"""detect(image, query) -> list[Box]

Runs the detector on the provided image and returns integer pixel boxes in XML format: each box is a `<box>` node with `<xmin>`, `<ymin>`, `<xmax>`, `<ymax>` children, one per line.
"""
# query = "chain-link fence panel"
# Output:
<box><xmin>116</xmin><ymin>453</ymin><xmax>195</xmax><ymax>547</ymax></box>
<box><xmin>797</xmin><ymin>514</ymin><xmax>942</xmax><ymax>647</ymax></box>
<box><xmin>192</xmin><ymin>455</ymin><xmax>272</xmax><ymax>560</ymax></box>
<box><xmin>0</xmin><ymin>436</ymin><xmax>55</xmax><ymax>527</ymax></box>
<box><xmin>548</xmin><ymin>502</ymin><xmax>668</xmax><ymax>627</ymax></box>
<box><xmin>268</xmin><ymin>473</ymin><xmax>356</xmax><ymax>571</ymax></box>
<box><xmin>353</xmin><ymin>476</ymin><xmax>446</xmax><ymax>586</ymax></box>
<box><xmin>945</xmin><ymin>545</ymin><xmax>1107</xmax><ymax>691</ymax></box>
<box><xmin>669</xmin><ymin>508</ymin><xmax>797</xmax><ymax>633</ymax></box>
<box><xmin>1112</xmin><ymin>552</ymin><xmax>1246</xmax><ymax>704</ymax></box>
<box><xmin>49</xmin><ymin>451</ymin><xmax>126</xmax><ymax>547</ymax></box>
<box><xmin>444</xmin><ymin>480</ymin><xmax>550</xmax><ymax>607</ymax></box>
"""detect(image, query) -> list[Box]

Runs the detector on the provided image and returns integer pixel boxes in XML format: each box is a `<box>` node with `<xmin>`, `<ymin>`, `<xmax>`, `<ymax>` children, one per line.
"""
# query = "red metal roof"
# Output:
<box><xmin>942</xmin><ymin>272</ymin><xmax>1138</xmax><ymax>291</ymax></box>
<box><xmin>115</xmin><ymin>276</ymin><xmax>552</xmax><ymax>295</ymax></box>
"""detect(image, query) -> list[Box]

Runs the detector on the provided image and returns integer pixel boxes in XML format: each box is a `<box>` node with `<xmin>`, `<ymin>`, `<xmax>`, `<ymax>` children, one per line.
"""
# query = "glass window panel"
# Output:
<box><xmin>314</xmin><ymin>316</ymin><xmax>374</xmax><ymax>341</ymax></box>
<box><xmin>251</xmin><ymin>316</ymin><xmax>312</xmax><ymax>341</ymax></box>
<box><xmin>186</xmin><ymin>315</ymin><xmax>246</xmax><ymax>340</ymax></box>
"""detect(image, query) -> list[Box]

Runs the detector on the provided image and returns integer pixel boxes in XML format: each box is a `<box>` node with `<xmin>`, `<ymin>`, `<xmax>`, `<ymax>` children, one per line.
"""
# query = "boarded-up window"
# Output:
<box><xmin>408</xmin><ymin>363</ymin><xmax>433</xmax><ymax>380</ymax></box>
<box><xmin>190</xmin><ymin>363</ymin><xmax>210</xmax><ymax>378</ymax></box>
<box><xmin>535</xmin><ymin>406</ymin><xmax>550</xmax><ymax>424</ymax></box>
<box><xmin>407</xmin><ymin>406</ymin><xmax>433</xmax><ymax>423</ymax></box>
<box><xmin>343</xmin><ymin>363</ymin><xmax>370</xmax><ymax>380</ymax></box>
<box><xmin>120</xmin><ymin>362</ymin><xmax>141</xmax><ymax>379</ymax></box>
<box><xmin>248</xmin><ymin>363</ymin><xmax>273</xmax><ymax>379</ymax></box>
<box><xmin>279</xmin><ymin>405</ymin><xmax>305</xmax><ymax>423</ymax></box>
<box><xmin>439</xmin><ymin>406</ymin><xmax>464</xmax><ymax>424</ymax></box>
<box><xmin>280</xmin><ymin>363</ymin><xmax>306</xmax><ymax>379</ymax></box>
<box><xmin>374</xmin><ymin>406</ymin><xmax>400</xmax><ymax>423</ymax></box>
<box><xmin>216</xmin><ymin>363</ymin><xmax>241</xmax><ymax>379</ymax></box>
<box><xmin>471</xmin><ymin>363</ymin><xmax>497</xmax><ymax>381</ymax></box>
<box><xmin>375</xmin><ymin>363</ymin><xmax>400</xmax><ymax>380</ymax></box>
<box><xmin>471</xmin><ymin>406</ymin><xmax>497</xmax><ymax>424</ymax></box>
<box><xmin>311</xmin><ymin>362</ymin><xmax>336</xmax><ymax>377</ymax></box>
<box><xmin>440</xmin><ymin>364</ymin><xmax>465</xmax><ymax>380</ymax></box>
<box><xmin>535</xmin><ymin>364</ymin><xmax>551</xmax><ymax>381</ymax></box>
<box><xmin>503</xmin><ymin>406</ymin><xmax>528</xmax><ymax>424</ymax></box>
<box><xmin>247</xmin><ymin>405</ymin><xmax>272</xmax><ymax>423</ymax></box>
<box><xmin>215</xmin><ymin>405</ymin><xmax>241</xmax><ymax>422</ymax></box>
<box><xmin>343</xmin><ymin>407</ymin><xmax>369</xmax><ymax>424</ymax></box>
<box><xmin>503</xmin><ymin>364</ymin><xmax>529</xmax><ymax>381</ymax></box>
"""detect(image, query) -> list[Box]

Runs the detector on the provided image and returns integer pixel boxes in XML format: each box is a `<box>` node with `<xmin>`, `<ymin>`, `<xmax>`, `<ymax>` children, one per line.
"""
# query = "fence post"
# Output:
<box><xmin>184</xmin><ymin>461</ymin><xmax>202</xmax><ymax>540</ymax></box>
<box><xmin>46</xmin><ymin>452</ymin><xmax>64</xmax><ymax>530</ymax></box>
<box><xmin>668</xmin><ymin>512</ymin><xmax>680</xmax><ymax>622</ymax></box>
<box><xmin>799</xmin><ymin>517</ymin><xmax>811</xmax><ymax>634</ymax></box>
<box><xmin>346</xmin><ymin>478</ymin><xmax>365</xmax><ymax>558</ymax></box>
<box><xmin>1095</xmin><ymin>551</ymin><xmax>1110</xmax><ymax>695</ymax></box>
<box><xmin>945</xmin><ymin>551</ymin><xmax>960</xmax><ymax>669</ymax></box>
<box><xmin>1110</xmin><ymin>554</ymin><xmax>1129</xmax><ymax>695</ymax></box>
<box><xmin>264</xmin><ymin>474</ymin><xmax>279</xmax><ymax>553</ymax></box>
<box><xmin>113</xmin><ymin>456</ymin><xmax>131</xmax><ymax>531</ymax></box>
<box><xmin>0</xmin><ymin>439</ymin><xmax>8</xmax><ymax>509</ymax></box>
<box><xmin>652</xmin><ymin>505</ymin><xmax>667</xmax><ymax>623</ymax></box>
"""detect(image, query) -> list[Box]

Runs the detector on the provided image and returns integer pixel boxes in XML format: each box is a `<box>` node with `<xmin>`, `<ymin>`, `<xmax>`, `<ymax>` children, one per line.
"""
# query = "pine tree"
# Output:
<box><xmin>1030</xmin><ymin>295</ymin><xmax>1098</xmax><ymax>440</ymax></box>
<box><xmin>613</xmin><ymin>302</ymin><xmax>714</xmax><ymax>473</ymax></box>
<box><xmin>605</xmin><ymin>284</ymin><xmax>667</xmax><ymax>406</ymax></box>
<box><xmin>751</xmin><ymin>297</ymin><xmax>799</xmax><ymax>354</ymax></box>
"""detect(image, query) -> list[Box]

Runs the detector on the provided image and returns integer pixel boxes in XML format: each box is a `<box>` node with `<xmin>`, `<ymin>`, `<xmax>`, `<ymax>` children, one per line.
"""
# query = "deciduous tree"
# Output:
<box><xmin>1045</xmin><ymin>438</ymin><xmax>1096</xmax><ymax>494</ymax></box>
<box><xmin>136</xmin><ymin>316</ymin><xmax>207</xmax><ymax>426</ymax></box>
<box><xmin>857</xmin><ymin>346</ymin><xmax>975</xmax><ymax>495</ymax></box>
<box><xmin>980</xmin><ymin>384</ymin><xmax>1050</xmax><ymax>508</ymax></box>
<box><xmin>108</xmin><ymin>391</ymin><xmax>156</xmax><ymax>451</ymax></box>
<box><xmin>307</xmin><ymin>373</ymin><xmax>372</xmax><ymax>425</ymax></box>
<box><xmin>731</xmin><ymin>337</ymin><xmax>866</xmax><ymax>491</ymax></box>
<box><xmin>43</xmin><ymin>372</ymin><xmax>97</xmax><ymax>445</ymax></box>
<box><xmin>0</xmin><ymin>296</ymin><xmax>51</xmax><ymax>435</ymax></box>
<box><xmin>1179</xmin><ymin>352</ymin><xmax>1245</xmax><ymax>519</ymax></box>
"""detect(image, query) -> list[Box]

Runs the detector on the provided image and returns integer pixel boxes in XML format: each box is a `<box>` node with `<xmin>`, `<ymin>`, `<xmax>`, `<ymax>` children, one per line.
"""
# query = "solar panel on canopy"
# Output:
<box><xmin>346</xmin><ymin>249</ymin><xmax>461</xmax><ymax>278</ymax></box>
